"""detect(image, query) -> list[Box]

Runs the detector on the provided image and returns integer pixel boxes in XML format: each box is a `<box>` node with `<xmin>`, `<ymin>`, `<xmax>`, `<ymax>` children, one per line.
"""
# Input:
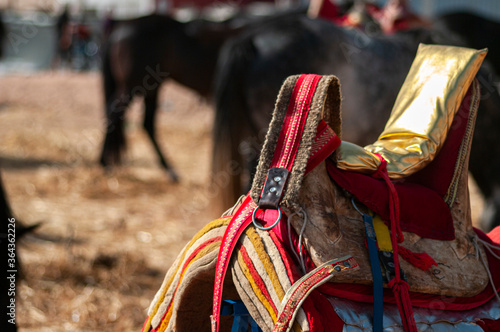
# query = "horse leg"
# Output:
<box><xmin>99</xmin><ymin>91</ymin><xmax>131</xmax><ymax>169</ymax></box>
<box><xmin>143</xmin><ymin>92</ymin><xmax>179</xmax><ymax>182</ymax></box>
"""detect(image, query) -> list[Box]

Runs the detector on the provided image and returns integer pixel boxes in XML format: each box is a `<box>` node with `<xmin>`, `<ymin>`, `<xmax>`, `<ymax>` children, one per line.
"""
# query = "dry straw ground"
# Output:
<box><xmin>0</xmin><ymin>71</ymin><xmax>485</xmax><ymax>331</ymax></box>
<box><xmin>0</xmin><ymin>71</ymin><xmax>220</xmax><ymax>331</ymax></box>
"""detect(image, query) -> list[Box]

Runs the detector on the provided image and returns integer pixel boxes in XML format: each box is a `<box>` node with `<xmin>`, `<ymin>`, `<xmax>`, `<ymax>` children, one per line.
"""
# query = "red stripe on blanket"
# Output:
<box><xmin>160</xmin><ymin>236</ymin><xmax>222</xmax><ymax>326</ymax></box>
<box><xmin>237</xmin><ymin>242</ymin><xmax>279</xmax><ymax>315</ymax></box>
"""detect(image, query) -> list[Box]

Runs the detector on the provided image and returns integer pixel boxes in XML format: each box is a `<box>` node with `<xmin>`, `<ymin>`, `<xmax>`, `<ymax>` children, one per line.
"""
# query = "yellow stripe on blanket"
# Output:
<box><xmin>236</xmin><ymin>250</ymin><xmax>279</xmax><ymax>323</ymax></box>
<box><xmin>246</xmin><ymin>227</ymin><xmax>287</xmax><ymax>300</ymax></box>
<box><xmin>144</xmin><ymin>217</ymin><xmax>230</xmax><ymax>331</ymax></box>
<box><xmin>160</xmin><ymin>241</ymin><xmax>222</xmax><ymax>331</ymax></box>
<box><xmin>235</xmin><ymin>226</ymin><xmax>307</xmax><ymax>331</ymax></box>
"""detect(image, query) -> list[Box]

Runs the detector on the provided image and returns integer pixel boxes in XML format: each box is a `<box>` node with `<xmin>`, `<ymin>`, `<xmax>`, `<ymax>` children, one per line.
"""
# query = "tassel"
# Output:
<box><xmin>399</xmin><ymin>246</ymin><xmax>438</xmax><ymax>271</ymax></box>
<box><xmin>388</xmin><ymin>279</ymin><xmax>418</xmax><ymax>332</ymax></box>
<box><xmin>371</xmin><ymin>158</ymin><xmax>404</xmax><ymax>243</ymax></box>
<box><xmin>372</xmin><ymin>154</ymin><xmax>418</xmax><ymax>332</ymax></box>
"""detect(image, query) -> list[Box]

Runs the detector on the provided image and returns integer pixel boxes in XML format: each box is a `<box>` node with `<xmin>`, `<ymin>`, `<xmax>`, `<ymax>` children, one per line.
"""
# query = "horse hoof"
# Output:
<box><xmin>169</xmin><ymin>171</ymin><xmax>180</xmax><ymax>183</ymax></box>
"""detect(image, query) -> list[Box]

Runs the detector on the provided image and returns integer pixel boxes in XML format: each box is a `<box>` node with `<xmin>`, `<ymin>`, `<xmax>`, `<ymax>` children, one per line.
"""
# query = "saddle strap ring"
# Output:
<box><xmin>252</xmin><ymin>207</ymin><xmax>282</xmax><ymax>231</ymax></box>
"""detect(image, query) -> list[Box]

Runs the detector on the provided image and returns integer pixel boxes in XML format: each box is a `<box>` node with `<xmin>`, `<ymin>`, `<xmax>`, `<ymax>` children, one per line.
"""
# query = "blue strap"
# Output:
<box><xmin>221</xmin><ymin>300</ymin><xmax>262</xmax><ymax>332</ymax></box>
<box><xmin>363</xmin><ymin>214</ymin><xmax>384</xmax><ymax>332</ymax></box>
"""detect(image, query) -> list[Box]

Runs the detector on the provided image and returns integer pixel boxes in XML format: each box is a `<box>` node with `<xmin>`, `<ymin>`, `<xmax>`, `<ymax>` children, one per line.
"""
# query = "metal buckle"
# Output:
<box><xmin>252</xmin><ymin>206</ymin><xmax>282</xmax><ymax>231</ymax></box>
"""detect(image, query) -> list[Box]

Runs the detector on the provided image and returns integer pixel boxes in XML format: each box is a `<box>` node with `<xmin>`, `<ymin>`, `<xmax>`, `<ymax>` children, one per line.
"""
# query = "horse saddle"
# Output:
<box><xmin>249</xmin><ymin>43</ymin><xmax>489</xmax><ymax>298</ymax></box>
<box><xmin>141</xmin><ymin>44</ymin><xmax>500</xmax><ymax>332</ymax></box>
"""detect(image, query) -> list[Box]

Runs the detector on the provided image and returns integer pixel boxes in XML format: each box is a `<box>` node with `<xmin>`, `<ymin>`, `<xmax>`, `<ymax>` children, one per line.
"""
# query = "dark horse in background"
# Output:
<box><xmin>99</xmin><ymin>9</ymin><xmax>306</xmax><ymax>181</ymax></box>
<box><xmin>211</xmin><ymin>12</ymin><xmax>500</xmax><ymax>230</ymax></box>
<box><xmin>436</xmin><ymin>11</ymin><xmax>500</xmax><ymax>78</ymax></box>
<box><xmin>99</xmin><ymin>14</ymin><xmax>242</xmax><ymax>181</ymax></box>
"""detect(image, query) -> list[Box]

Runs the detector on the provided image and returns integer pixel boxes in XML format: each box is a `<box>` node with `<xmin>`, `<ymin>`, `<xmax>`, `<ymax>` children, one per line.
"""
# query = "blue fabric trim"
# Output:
<box><xmin>221</xmin><ymin>300</ymin><xmax>262</xmax><ymax>332</ymax></box>
<box><xmin>363</xmin><ymin>214</ymin><xmax>384</xmax><ymax>332</ymax></box>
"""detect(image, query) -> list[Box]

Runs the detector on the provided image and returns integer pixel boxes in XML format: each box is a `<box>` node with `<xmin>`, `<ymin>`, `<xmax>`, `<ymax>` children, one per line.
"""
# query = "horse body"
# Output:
<box><xmin>212</xmin><ymin>14</ymin><xmax>500</xmax><ymax>229</ymax></box>
<box><xmin>0</xmin><ymin>11</ymin><xmax>5</xmax><ymax>59</ymax></box>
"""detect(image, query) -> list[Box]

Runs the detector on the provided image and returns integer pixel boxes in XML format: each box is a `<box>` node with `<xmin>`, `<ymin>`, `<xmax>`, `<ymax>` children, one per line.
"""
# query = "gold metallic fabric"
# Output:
<box><xmin>336</xmin><ymin>142</ymin><xmax>381</xmax><ymax>174</ymax></box>
<box><xmin>337</xmin><ymin>44</ymin><xmax>487</xmax><ymax>178</ymax></box>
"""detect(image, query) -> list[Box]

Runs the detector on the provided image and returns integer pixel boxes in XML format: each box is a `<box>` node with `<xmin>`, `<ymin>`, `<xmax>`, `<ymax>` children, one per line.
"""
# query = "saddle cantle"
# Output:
<box><xmin>250</xmin><ymin>44</ymin><xmax>488</xmax><ymax>298</ymax></box>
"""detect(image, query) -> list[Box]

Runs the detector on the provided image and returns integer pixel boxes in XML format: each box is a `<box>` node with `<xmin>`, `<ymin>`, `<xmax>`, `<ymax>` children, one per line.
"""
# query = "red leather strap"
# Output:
<box><xmin>271</xmin><ymin>75</ymin><xmax>320</xmax><ymax>170</ymax></box>
<box><xmin>273</xmin><ymin>256</ymin><xmax>359</xmax><ymax>332</ymax></box>
<box><xmin>211</xmin><ymin>74</ymin><xmax>340</xmax><ymax>332</ymax></box>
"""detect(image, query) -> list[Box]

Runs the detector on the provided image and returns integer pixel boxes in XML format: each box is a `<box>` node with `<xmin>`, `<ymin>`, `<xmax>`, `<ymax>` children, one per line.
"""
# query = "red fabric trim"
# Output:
<box><xmin>315</xmin><ymin>227</ymin><xmax>500</xmax><ymax>312</ymax></box>
<box><xmin>212</xmin><ymin>194</ymin><xmax>256</xmax><ymax>331</ymax></box>
<box><xmin>269</xmin><ymin>228</ymin><xmax>300</xmax><ymax>282</ymax></box>
<box><xmin>488</xmin><ymin>226</ymin><xmax>500</xmax><ymax>244</ymax></box>
<box><xmin>269</xmin><ymin>229</ymin><xmax>344</xmax><ymax>331</ymax></box>
<box><xmin>398</xmin><ymin>245</ymin><xmax>437</xmax><ymax>271</ymax></box>
<box><xmin>317</xmin><ymin>0</ymin><xmax>340</xmax><ymax>21</ymax></box>
<box><xmin>141</xmin><ymin>315</ymin><xmax>150</xmax><ymax>332</ymax></box>
<box><xmin>256</xmin><ymin>208</ymin><xmax>280</xmax><ymax>229</ymax></box>
<box><xmin>307</xmin><ymin>291</ymin><xmax>340</xmax><ymax>332</ymax></box>
<box><xmin>327</xmin><ymin>161</ymin><xmax>454</xmax><ymax>240</ymax></box>
<box><xmin>236</xmin><ymin>243</ymin><xmax>279</xmax><ymax>315</ymax></box>
<box><xmin>477</xmin><ymin>319</ymin><xmax>500</xmax><ymax>332</ymax></box>
<box><xmin>271</xmin><ymin>75</ymin><xmax>321</xmax><ymax>170</ymax></box>
<box><xmin>405</xmin><ymin>87</ymin><xmax>472</xmax><ymax>195</ymax></box>
<box><xmin>305</xmin><ymin>120</ymin><xmax>341</xmax><ymax>174</ymax></box>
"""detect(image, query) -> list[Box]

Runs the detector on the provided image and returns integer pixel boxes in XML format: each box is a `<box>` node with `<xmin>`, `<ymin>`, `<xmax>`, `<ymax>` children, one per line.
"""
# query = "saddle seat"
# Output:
<box><xmin>284</xmin><ymin>44</ymin><xmax>489</xmax><ymax>297</ymax></box>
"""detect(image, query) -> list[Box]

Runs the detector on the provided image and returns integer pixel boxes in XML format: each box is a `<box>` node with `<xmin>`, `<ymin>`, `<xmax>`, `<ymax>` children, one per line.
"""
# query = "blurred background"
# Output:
<box><xmin>1</xmin><ymin>0</ymin><xmax>500</xmax><ymax>73</ymax></box>
<box><xmin>0</xmin><ymin>0</ymin><xmax>498</xmax><ymax>331</ymax></box>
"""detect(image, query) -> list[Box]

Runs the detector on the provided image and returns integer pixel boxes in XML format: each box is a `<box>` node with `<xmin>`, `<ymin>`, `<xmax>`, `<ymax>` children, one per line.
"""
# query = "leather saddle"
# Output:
<box><xmin>250</xmin><ymin>43</ymin><xmax>489</xmax><ymax>298</ymax></box>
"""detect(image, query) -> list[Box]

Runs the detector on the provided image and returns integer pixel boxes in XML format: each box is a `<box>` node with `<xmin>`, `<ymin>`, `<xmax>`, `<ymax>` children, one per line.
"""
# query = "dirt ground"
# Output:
<box><xmin>0</xmin><ymin>71</ymin><xmax>486</xmax><ymax>331</ymax></box>
<box><xmin>0</xmin><ymin>71</ymin><xmax>222</xmax><ymax>331</ymax></box>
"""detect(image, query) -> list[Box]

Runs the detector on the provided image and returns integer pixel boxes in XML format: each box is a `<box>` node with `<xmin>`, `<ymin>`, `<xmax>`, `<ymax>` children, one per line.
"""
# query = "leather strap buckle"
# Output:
<box><xmin>258</xmin><ymin>167</ymin><xmax>289</xmax><ymax>209</ymax></box>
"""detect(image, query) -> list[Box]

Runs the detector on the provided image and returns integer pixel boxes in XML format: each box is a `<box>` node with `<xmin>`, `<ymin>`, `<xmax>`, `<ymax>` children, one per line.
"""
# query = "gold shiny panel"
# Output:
<box><xmin>336</xmin><ymin>142</ymin><xmax>381</xmax><ymax>174</ymax></box>
<box><xmin>337</xmin><ymin>44</ymin><xmax>486</xmax><ymax>178</ymax></box>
